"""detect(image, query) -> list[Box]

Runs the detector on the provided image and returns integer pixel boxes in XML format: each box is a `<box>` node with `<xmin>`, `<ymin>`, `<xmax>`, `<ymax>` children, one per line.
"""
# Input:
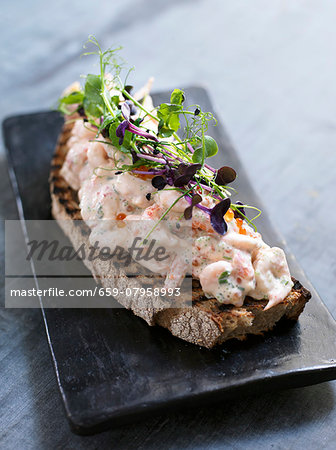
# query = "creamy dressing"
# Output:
<box><xmin>60</xmin><ymin>116</ymin><xmax>293</xmax><ymax>309</ymax></box>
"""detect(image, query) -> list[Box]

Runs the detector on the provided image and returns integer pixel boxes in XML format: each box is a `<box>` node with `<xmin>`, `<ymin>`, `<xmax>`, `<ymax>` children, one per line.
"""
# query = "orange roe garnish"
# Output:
<box><xmin>116</xmin><ymin>213</ymin><xmax>126</xmax><ymax>220</ymax></box>
<box><xmin>224</xmin><ymin>208</ymin><xmax>234</xmax><ymax>222</ymax></box>
<box><xmin>236</xmin><ymin>218</ymin><xmax>247</xmax><ymax>235</ymax></box>
<box><xmin>132</xmin><ymin>165</ymin><xmax>155</xmax><ymax>180</ymax></box>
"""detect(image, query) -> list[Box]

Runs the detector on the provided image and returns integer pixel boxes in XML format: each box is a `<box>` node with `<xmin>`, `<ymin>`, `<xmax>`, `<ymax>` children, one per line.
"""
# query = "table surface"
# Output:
<box><xmin>1</xmin><ymin>1</ymin><xmax>335</xmax><ymax>448</ymax></box>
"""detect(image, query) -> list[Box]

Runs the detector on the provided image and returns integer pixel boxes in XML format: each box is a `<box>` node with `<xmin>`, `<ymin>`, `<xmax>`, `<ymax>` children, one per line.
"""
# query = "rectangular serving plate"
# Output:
<box><xmin>3</xmin><ymin>87</ymin><xmax>336</xmax><ymax>435</ymax></box>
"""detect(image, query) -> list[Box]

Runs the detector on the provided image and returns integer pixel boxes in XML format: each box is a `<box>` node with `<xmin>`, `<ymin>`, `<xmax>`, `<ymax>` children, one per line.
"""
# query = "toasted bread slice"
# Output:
<box><xmin>49</xmin><ymin>122</ymin><xmax>311</xmax><ymax>348</ymax></box>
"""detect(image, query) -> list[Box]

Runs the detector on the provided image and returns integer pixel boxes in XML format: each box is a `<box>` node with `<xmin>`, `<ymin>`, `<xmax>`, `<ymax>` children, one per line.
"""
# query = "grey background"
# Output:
<box><xmin>0</xmin><ymin>0</ymin><xmax>335</xmax><ymax>448</ymax></box>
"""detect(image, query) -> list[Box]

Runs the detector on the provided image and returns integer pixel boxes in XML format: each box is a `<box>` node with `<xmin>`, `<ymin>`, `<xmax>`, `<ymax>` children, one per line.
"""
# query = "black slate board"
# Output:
<box><xmin>3</xmin><ymin>87</ymin><xmax>336</xmax><ymax>435</ymax></box>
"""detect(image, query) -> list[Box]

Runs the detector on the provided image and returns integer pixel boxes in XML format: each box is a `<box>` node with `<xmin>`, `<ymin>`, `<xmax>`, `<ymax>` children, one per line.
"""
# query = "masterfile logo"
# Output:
<box><xmin>5</xmin><ymin>220</ymin><xmax>192</xmax><ymax>308</ymax></box>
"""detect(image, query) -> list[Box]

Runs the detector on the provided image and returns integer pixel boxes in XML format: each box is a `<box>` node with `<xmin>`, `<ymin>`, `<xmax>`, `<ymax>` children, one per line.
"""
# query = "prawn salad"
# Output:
<box><xmin>57</xmin><ymin>37</ymin><xmax>294</xmax><ymax>312</ymax></box>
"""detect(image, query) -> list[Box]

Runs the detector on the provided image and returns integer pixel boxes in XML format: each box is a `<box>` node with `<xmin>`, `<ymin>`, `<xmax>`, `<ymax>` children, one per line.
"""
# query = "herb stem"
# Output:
<box><xmin>135</xmin><ymin>152</ymin><xmax>166</xmax><ymax>164</ymax></box>
<box><xmin>99</xmin><ymin>48</ymin><xmax>116</xmax><ymax>118</ymax></box>
<box><xmin>102</xmin><ymin>91</ymin><xmax>116</xmax><ymax>117</ymax></box>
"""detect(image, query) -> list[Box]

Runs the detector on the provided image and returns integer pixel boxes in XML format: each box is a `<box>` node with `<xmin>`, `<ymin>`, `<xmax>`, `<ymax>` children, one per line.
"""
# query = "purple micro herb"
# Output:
<box><xmin>187</xmin><ymin>142</ymin><xmax>194</xmax><ymax>153</ymax></box>
<box><xmin>121</xmin><ymin>101</ymin><xmax>131</xmax><ymax>120</ymax></box>
<box><xmin>116</xmin><ymin>105</ymin><xmax>159</xmax><ymax>145</ymax></box>
<box><xmin>132</xmin><ymin>169</ymin><xmax>166</xmax><ymax>175</ymax></box>
<box><xmin>234</xmin><ymin>201</ymin><xmax>246</xmax><ymax>219</ymax></box>
<box><xmin>130</xmin><ymin>149</ymin><xmax>140</xmax><ymax>164</ymax></box>
<box><xmin>135</xmin><ymin>153</ymin><xmax>166</xmax><ymax>164</ymax></box>
<box><xmin>128</xmin><ymin>122</ymin><xmax>158</xmax><ymax>142</ymax></box>
<box><xmin>124</xmin><ymin>85</ymin><xmax>133</xmax><ymax>95</ymax></box>
<box><xmin>77</xmin><ymin>106</ymin><xmax>85</xmax><ymax>117</ymax></box>
<box><xmin>173</xmin><ymin>163</ymin><xmax>202</xmax><ymax>187</ymax></box>
<box><xmin>116</xmin><ymin>120</ymin><xmax>129</xmax><ymax>145</ymax></box>
<box><xmin>165</xmin><ymin>164</ymin><xmax>175</xmax><ymax>186</ymax></box>
<box><xmin>125</xmin><ymin>100</ymin><xmax>138</xmax><ymax>116</ymax></box>
<box><xmin>151</xmin><ymin>176</ymin><xmax>167</xmax><ymax>190</ymax></box>
<box><xmin>210</xmin><ymin>198</ymin><xmax>231</xmax><ymax>235</ymax></box>
<box><xmin>184</xmin><ymin>193</ymin><xmax>203</xmax><ymax>220</ymax></box>
<box><xmin>215</xmin><ymin>166</ymin><xmax>237</xmax><ymax>185</ymax></box>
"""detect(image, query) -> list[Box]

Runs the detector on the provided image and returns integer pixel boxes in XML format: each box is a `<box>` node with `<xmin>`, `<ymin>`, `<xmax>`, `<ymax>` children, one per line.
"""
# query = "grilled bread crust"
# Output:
<box><xmin>49</xmin><ymin>122</ymin><xmax>311</xmax><ymax>348</ymax></box>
